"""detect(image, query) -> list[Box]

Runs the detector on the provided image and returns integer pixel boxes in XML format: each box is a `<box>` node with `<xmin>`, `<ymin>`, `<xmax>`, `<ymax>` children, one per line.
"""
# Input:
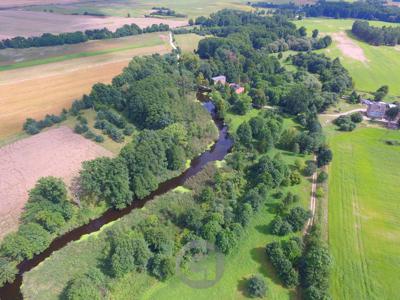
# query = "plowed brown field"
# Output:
<box><xmin>0</xmin><ymin>126</ymin><xmax>112</xmax><ymax>239</ymax></box>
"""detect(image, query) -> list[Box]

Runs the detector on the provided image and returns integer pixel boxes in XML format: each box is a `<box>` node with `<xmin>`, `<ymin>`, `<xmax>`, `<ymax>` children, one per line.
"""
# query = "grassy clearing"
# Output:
<box><xmin>327</xmin><ymin>127</ymin><xmax>400</xmax><ymax>300</ymax></box>
<box><xmin>294</xmin><ymin>18</ymin><xmax>400</xmax><ymax>97</ymax></box>
<box><xmin>62</xmin><ymin>109</ymin><xmax>135</xmax><ymax>155</ymax></box>
<box><xmin>26</xmin><ymin>0</ymin><xmax>252</xmax><ymax>18</ymax></box>
<box><xmin>175</xmin><ymin>33</ymin><xmax>205</xmax><ymax>53</ymax></box>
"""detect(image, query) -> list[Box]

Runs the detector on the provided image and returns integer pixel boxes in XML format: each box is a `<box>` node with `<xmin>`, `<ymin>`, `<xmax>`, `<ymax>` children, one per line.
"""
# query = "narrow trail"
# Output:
<box><xmin>169</xmin><ymin>31</ymin><xmax>180</xmax><ymax>59</ymax></box>
<box><xmin>304</xmin><ymin>155</ymin><xmax>318</xmax><ymax>234</ymax></box>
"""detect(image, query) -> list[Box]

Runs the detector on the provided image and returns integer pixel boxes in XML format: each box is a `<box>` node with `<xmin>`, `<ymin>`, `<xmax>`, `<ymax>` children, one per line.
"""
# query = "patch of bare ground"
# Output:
<box><xmin>0</xmin><ymin>126</ymin><xmax>112</xmax><ymax>240</ymax></box>
<box><xmin>0</xmin><ymin>10</ymin><xmax>187</xmax><ymax>39</ymax></box>
<box><xmin>332</xmin><ymin>32</ymin><xmax>368</xmax><ymax>63</ymax></box>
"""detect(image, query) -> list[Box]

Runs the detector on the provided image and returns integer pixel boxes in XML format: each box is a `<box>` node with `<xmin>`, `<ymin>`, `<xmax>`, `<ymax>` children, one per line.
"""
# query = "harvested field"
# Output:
<box><xmin>0</xmin><ymin>33</ymin><xmax>171</xmax><ymax>140</ymax></box>
<box><xmin>0</xmin><ymin>0</ymin><xmax>82</xmax><ymax>9</ymax></box>
<box><xmin>332</xmin><ymin>32</ymin><xmax>367</xmax><ymax>63</ymax></box>
<box><xmin>0</xmin><ymin>126</ymin><xmax>112</xmax><ymax>240</ymax></box>
<box><xmin>0</xmin><ymin>10</ymin><xmax>187</xmax><ymax>39</ymax></box>
<box><xmin>0</xmin><ymin>32</ymin><xmax>167</xmax><ymax>67</ymax></box>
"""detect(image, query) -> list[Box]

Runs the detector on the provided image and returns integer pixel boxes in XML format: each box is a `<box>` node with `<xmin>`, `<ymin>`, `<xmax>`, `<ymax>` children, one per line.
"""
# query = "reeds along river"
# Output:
<box><xmin>0</xmin><ymin>100</ymin><xmax>233</xmax><ymax>300</ymax></box>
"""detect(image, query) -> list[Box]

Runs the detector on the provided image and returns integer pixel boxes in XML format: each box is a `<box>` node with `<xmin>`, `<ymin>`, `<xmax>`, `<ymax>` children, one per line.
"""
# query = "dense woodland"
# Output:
<box><xmin>253</xmin><ymin>0</ymin><xmax>400</xmax><ymax>23</ymax></box>
<box><xmin>1</xmin><ymin>10</ymin><xmax>344</xmax><ymax>300</ymax></box>
<box><xmin>303</xmin><ymin>1</ymin><xmax>400</xmax><ymax>23</ymax></box>
<box><xmin>0</xmin><ymin>23</ymin><xmax>170</xmax><ymax>49</ymax></box>
<box><xmin>352</xmin><ymin>20</ymin><xmax>400</xmax><ymax>45</ymax></box>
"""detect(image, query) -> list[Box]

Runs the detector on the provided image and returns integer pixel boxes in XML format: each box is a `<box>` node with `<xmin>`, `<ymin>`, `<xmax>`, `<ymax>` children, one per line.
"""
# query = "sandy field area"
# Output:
<box><xmin>0</xmin><ymin>10</ymin><xmax>187</xmax><ymax>39</ymax></box>
<box><xmin>0</xmin><ymin>126</ymin><xmax>112</xmax><ymax>240</ymax></box>
<box><xmin>332</xmin><ymin>32</ymin><xmax>368</xmax><ymax>63</ymax></box>
<box><xmin>0</xmin><ymin>35</ymin><xmax>171</xmax><ymax>140</ymax></box>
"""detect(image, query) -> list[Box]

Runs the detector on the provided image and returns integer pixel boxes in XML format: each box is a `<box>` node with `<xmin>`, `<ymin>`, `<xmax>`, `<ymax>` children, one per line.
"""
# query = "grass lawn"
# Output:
<box><xmin>175</xmin><ymin>33</ymin><xmax>205</xmax><ymax>53</ymax></box>
<box><xmin>327</xmin><ymin>127</ymin><xmax>400</xmax><ymax>299</ymax></box>
<box><xmin>294</xmin><ymin>18</ymin><xmax>400</xmax><ymax>97</ymax></box>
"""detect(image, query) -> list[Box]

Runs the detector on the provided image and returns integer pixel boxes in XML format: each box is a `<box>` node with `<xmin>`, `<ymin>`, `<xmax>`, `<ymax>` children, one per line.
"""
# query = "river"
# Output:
<box><xmin>0</xmin><ymin>100</ymin><xmax>233</xmax><ymax>300</ymax></box>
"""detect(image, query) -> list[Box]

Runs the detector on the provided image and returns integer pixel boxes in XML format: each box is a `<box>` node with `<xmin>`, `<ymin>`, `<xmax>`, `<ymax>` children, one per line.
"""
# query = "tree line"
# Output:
<box><xmin>0</xmin><ymin>23</ymin><xmax>170</xmax><ymax>49</ymax></box>
<box><xmin>352</xmin><ymin>20</ymin><xmax>400</xmax><ymax>46</ymax></box>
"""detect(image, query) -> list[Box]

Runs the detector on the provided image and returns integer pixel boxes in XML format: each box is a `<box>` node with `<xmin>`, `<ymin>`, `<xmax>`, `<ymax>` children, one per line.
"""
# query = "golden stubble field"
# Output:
<box><xmin>0</xmin><ymin>33</ymin><xmax>172</xmax><ymax>141</ymax></box>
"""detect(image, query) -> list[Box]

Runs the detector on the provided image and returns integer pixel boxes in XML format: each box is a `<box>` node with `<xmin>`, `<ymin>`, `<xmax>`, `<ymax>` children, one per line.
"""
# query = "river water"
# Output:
<box><xmin>0</xmin><ymin>101</ymin><xmax>233</xmax><ymax>300</ymax></box>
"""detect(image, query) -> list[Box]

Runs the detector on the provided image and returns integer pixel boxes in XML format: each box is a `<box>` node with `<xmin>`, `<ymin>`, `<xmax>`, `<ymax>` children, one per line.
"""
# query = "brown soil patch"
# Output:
<box><xmin>332</xmin><ymin>32</ymin><xmax>368</xmax><ymax>63</ymax></box>
<box><xmin>0</xmin><ymin>41</ymin><xmax>171</xmax><ymax>140</ymax></box>
<box><xmin>0</xmin><ymin>126</ymin><xmax>112</xmax><ymax>240</ymax></box>
<box><xmin>0</xmin><ymin>10</ymin><xmax>187</xmax><ymax>39</ymax></box>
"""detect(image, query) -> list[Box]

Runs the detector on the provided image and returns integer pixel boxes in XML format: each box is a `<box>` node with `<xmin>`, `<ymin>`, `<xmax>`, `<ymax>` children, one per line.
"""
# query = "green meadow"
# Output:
<box><xmin>327</xmin><ymin>127</ymin><xmax>400</xmax><ymax>300</ymax></box>
<box><xmin>295</xmin><ymin>18</ymin><xmax>400</xmax><ymax>97</ymax></box>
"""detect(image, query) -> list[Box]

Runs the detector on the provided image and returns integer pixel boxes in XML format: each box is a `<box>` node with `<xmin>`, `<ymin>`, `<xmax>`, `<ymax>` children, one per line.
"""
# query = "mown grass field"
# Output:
<box><xmin>294</xmin><ymin>18</ymin><xmax>400</xmax><ymax>97</ymax></box>
<box><xmin>175</xmin><ymin>33</ymin><xmax>205</xmax><ymax>53</ymax></box>
<box><xmin>327</xmin><ymin>127</ymin><xmax>400</xmax><ymax>300</ymax></box>
<box><xmin>26</xmin><ymin>0</ymin><xmax>252</xmax><ymax>18</ymax></box>
<box><xmin>0</xmin><ymin>32</ymin><xmax>171</xmax><ymax>142</ymax></box>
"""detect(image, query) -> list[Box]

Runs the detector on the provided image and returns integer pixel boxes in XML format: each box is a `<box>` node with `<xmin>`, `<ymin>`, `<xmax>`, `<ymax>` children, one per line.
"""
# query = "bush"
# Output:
<box><xmin>148</xmin><ymin>254</ymin><xmax>175</xmax><ymax>281</ymax></box>
<box><xmin>334</xmin><ymin>115</ymin><xmax>356</xmax><ymax>131</ymax></box>
<box><xmin>74</xmin><ymin>123</ymin><xmax>89</xmax><ymax>134</ymax></box>
<box><xmin>123</xmin><ymin>125</ymin><xmax>135</xmax><ymax>136</ymax></box>
<box><xmin>285</xmin><ymin>207</ymin><xmax>311</xmax><ymax>232</ymax></box>
<box><xmin>303</xmin><ymin>161</ymin><xmax>317</xmax><ymax>176</ymax></box>
<box><xmin>247</xmin><ymin>274</ymin><xmax>267</xmax><ymax>298</ymax></box>
<box><xmin>350</xmin><ymin>112</ymin><xmax>363</xmax><ymax>123</ymax></box>
<box><xmin>289</xmin><ymin>170</ymin><xmax>302</xmax><ymax>185</ymax></box>
<box><xmin>84</xmin><ymin>130</ymin><xmax>96</xmax><ymax>140</ymax></box>
<box><xmin>317</xmin><ymin>171</ymin><xmax>328</xmax><ymax>183</ymax></box>
<box><xmin>94</xmin><ymin>135</ymin><xmax>104</xmax><ymax>143</ymax></box>
<box><xmin>0</xmin><ymin>257</ymin><xmax>18</xmax><ymax>287</ymax></box>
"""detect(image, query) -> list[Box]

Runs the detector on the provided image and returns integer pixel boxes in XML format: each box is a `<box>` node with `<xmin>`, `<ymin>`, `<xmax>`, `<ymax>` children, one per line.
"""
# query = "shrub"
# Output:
<box><xmin>0</xmin><ymin>258</ymin><xmax>18</xmax><ymax>286</ymax></box>
<box><xmin>289</xmin><ymin>170</ymin><xmax>302</xmax><ymax>185</ymax></box>
<box><xmin>148</xmin><ymin>254</ymin><xmax>175</xmax><ymax>281</ymax></box>
<box><xmin>285</xmin><ymin>207</ymin><xmax>311</xmax><ymax>232</ymax></box>
<box><xmin>350</xmin><ymin>112</ymin><xmax>363</xmax><ymax>123</ymax></box>
<box><xmin>123</xmin><ymin>125</ymin><xmax>135</xmax><ymax>136</ymax></box>
<box><xmin>317</xmin><ymin>171</ymin><xmax>328</xmax><ymax>183</ymax></box>
<box><xmin>84</xmin><ymin>130</ymin><xmax>96</xmax><ymax>140</ymax></box>
<box><xmin>303</xmin><ymin>161</ymin><xmax>317</xmax><ymax>176</ymax></box>
<box><xmin>247</xmin><ymin>274</ymin><xmax>267</xmax><ymax>298</ymax></box>
<box><xmin>94</xmin><ymin>135</ymin><xmax>104</xmax><ymax>143</ymax></box>
<box><xmin>74</xmin><ymin>123</ymin><xmax>89</xmax><ymax>134</ymax></box>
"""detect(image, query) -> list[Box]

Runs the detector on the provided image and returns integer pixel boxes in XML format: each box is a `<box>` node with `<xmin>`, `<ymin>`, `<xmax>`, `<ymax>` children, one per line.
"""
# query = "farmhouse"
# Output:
<box><xmin>229</xmin><ymin>83</ymin><xmax>245</xmax><ymax>94</ymax></box>
<box><xmin>366</xmin><ymin>102</ymin><xmax>387</xmax><ymax>119</ymax></box>
<box><xmin>212</xmin><ymin>75</ymin><xmax>227</xmax><ymax>85</ymax></box>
